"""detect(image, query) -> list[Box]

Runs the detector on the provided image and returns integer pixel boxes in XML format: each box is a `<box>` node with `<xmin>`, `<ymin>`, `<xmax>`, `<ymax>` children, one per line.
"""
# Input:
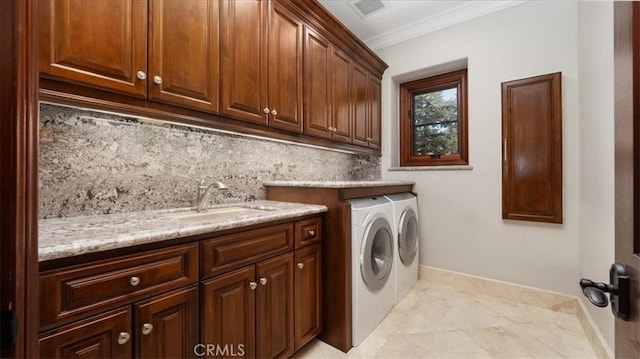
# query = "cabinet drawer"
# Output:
<box><xmin>40</xmin><ymin>243</ymin><xmax>198</xmax><ymax>329</ymax></box>
<box><xmin>201</xmin><ymin>223</ymin><xmax>294</xmax><ymax>278</ymax></box>
<box><xmin>295</xmin><ymin>217</ymin><xmax>322</xmax><ymax>248</ymax></box>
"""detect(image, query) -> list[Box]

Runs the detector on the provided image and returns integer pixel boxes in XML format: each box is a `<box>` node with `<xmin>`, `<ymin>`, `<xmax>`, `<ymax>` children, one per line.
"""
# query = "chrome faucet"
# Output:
<box><xmin>196</xmin><ymin>177</ymin><xmax>228</xmax><ymax>212</ymax></box>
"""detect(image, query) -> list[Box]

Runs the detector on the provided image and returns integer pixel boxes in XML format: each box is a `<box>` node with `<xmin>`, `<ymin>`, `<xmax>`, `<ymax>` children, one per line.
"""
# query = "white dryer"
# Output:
<box><xmin>385</xmin><ymin>193</ymin><xmax>419</xmax><ymax>305</ymax></box>
<box><xmin>347</xmin><ymin>196</ymin><xmax>395</xmax><ymax>347</ymax></box>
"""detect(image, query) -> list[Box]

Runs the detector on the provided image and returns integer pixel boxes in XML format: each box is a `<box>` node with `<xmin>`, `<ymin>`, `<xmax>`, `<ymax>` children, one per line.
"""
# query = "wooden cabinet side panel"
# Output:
<box><xmin>368</xmin><ymin>75</ymin><xmax>382</xmax><ymax>150</ymax></box>
<box><xmin>39</xmin><ymin>307</ymin><xmax>132</xmax><ymax>359</ymax></box>
<box><xmin>303</xmin><ymin>28</ymin><xmax>332</xmax><ymax>139</ymax></box>
<box><xmin>332</xmin><ymin>48</ymin><xmax>352</xmax><ymax>143</ymax></box>
<box><xmin>201</xmin><ymin>266</ymin><xmax>256</xmax><ymax>358</ymax></box>
<box><xmin>502</xmin><ymin>72</ymin><xmax>563</xmax><ymax>223</ymax></box>
<box><xmin>220</xmin><ymin>0</ymin><xmax>268</xmax><ymax>124</ymax></box>
<box><xmin>39</xmin><ymin>0</ymin><xmax>147</xmax><ymax>97</ymax></box>
<box><xmin>134</xmin><ymin>285</ymin><xmax>199</xmax><ymax>359</ymax></box>
<box><xmin>294</xmin><ymin>244</ymin><xmax>322</xmax><ymax>350</ymax></box>
<box><xmin>268</xmin><ymin>2</ymin><xmax>304</xmax><ymax>132</ymax></box>
<box><xmin>148</xmin><ymin>0</ymin><xmax>219</xmax><ymax>112</ymax></box>
<box><xmin>256</xmin><ymin>252</ymin><xmax>295</xmax><ymax>359</ymax></box>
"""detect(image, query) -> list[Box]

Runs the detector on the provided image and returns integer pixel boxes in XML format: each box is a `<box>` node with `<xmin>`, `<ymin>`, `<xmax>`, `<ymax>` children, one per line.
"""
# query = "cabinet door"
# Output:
<box><xmin>220</xmin><ymin>0</ymin><xmax>268</xmax><ymax>124</ymax></box>
<box><xmin>39</xmin><ymin>307</ymin><xmax>132</xmax><ymax>358</ymax></box>
<box><xmin>368</xmin><ymin>75</ymin><xmax>382</xmax><ymax>150</ymax></box>
<box><xmin>39</xmin><ymin>0</ymin><xmax>147</xmax><ymax>97</ymax></box>
<box><xmin>257</xmin><ymin>253</ymin><xmax>294</xmax><ymax>359</ymax></box>
<box><xmin>303</xmin><ymin>29</ymin><xmax>332</xmax><ymax>139</ymax></box>
<box><xmin>294</xmin><ymin>245</ymin><xmax>322</xmax><ymax>351</ymax></box>
<box><xmin>268</xmin><ymin>2</ymin><xmax>303</xmax><ymax>132</ymax></box>
<box><xmin>331</xmin><ymin>49</ymin><xmax>352</xmax><ymax>143</ymax></box>
<box><xmin>202</xmin><ymin>266</ymin><xmax>256</xmax><ymax>358</ymax></box>
<box><xmin>352</xmin><ymin>64</ymin><xmax>369</xmax><ymax>147</ymax></box>
<box><xmin>149</xmin><ymin>0</ymin><xmax>219</xmax><ymax>113</ymax></box>
<box><xmin>502</xmin><ymin>72</ymin><xmax>562</xmax><ymax>223</ymax></box>
<box><xmin>135</xmin><ymin>285</ymin><xmax>199</xmax><ymax>359</ymax></box>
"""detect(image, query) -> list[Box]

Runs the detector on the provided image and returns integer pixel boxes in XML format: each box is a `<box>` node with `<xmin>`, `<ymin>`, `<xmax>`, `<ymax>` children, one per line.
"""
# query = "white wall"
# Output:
<box><xmin>577</xmin><ymin>1</ymin><xmax>615</xmax><ymax>349</ymax></box>
<box><xmin>378</xmin><ymin>2</ymin><xmax>580</xmax><ymax>293</ymax></box>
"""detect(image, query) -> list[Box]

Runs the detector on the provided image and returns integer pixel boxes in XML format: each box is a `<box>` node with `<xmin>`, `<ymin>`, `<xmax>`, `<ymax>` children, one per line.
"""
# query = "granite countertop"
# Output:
<box><xmin>39</xmin><ymin>200</ymin><xmax>327</xmax><ymax>262</ymax></box>
<box><xmin>263</xmin><ymin>180</ymin><xmax>415</xmax><ymax>188</ymax></box>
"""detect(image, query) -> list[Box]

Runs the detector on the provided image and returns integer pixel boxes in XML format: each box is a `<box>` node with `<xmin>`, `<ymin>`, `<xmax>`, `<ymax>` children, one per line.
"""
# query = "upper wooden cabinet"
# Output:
<box><xmin>220</xmin><ymin>0</ymin><xmax>268</xmax><ymax>124</ymax></box>
<box><xmin>220</xmin><ymin>0</ymin><xmax>304</xmax><ymax>131</ymax></box>
<box><xmin>39</xmin><ymin>0</ymin><xmax>147</xmax><ymax>97</ymax></box>
<box><xmin>267</xmin><ymin>2</ymin><xmax>304</xmax><ymax>132</ymax></box>
<box><xmin>148</xmin><ymin>0</ymin><xmax>220</xmax><ymax>112</ymax></box>
<box><xmin>39</xmin><ymin>0</ymin><xmax>388</xmax><ymax>154</ymax></box>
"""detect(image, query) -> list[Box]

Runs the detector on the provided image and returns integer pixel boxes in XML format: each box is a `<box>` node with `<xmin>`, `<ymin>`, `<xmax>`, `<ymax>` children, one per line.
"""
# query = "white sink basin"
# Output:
<box><xmin>165</xmin><ymin>206</ymin><xmax>273</xmax><ymax>222</ymax></box>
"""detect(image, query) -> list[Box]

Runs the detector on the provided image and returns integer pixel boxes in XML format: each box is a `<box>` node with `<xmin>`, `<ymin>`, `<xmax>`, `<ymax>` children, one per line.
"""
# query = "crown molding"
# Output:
<box><xmin>366</xmin><ymin>1</ymin><xmax>524</xmax><ymax>51</ymax></box>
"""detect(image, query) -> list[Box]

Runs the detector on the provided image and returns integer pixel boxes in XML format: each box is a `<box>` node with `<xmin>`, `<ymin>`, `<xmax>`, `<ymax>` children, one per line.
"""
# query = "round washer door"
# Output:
<box><xmin>398</xmin><ymin>208</ymin><xmax>418</xmax><ymax>265</ymax></box>
<box><xmin>360</xmin><ymin>216</ymin><xmax>394</xmax><ymax>291</ymax></box>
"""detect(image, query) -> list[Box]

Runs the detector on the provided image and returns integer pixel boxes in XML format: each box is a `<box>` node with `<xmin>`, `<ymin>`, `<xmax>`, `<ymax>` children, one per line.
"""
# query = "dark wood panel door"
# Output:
<box><xmin>149</xmin><ymin>0</ymin><xmax>219</xmax><ymax>113</ymax></box>
<box><xmin>294</xmin><ymin>245</ymin><xmax>322</xmax><ymax>351</ymax></box>
<box><xmin>39</xmin><ymin>0</ymin><xmax>147</xmax><ymax>97</ymax></box>
<box><xmin>502</xmin><ymin>72</ymin><xmax>562</xmax><ymax>223</ymax></box>
<box><xmin>368</xmin><ymin>75</ymin><xmax>382</xmax><ymax>150</ymax></box>
<box><xmin>352</xmin><ymin>64</ymin><xmax>369</xmax><ymax>147</ymax></box>
<box><xmin>220</xmin><ymin>0</ymin><xmax>268</xmax><ymax>124</ymax></box>
<box><xmin>201</xmin><ymin>266</ymin><xmax>256</xmax><ymax>359</ymax></box>
<box><xmin>39</xmin><ymin>307</ymin><xmax>132</xmax><ymax>358</ymax></box>
<box><xmin>257</xmin><ymin>253</ymin><xmax>294</xmax><ymax>359</ymax></box>
<box><xmin>303</xmin><ymin>28</ymin><xmax>332</xmax><ymax>139</ymax></box>
<box><xmin>268</xmin><ymin>1</ymin><xmax>303</xmax><ymax>132</ymax></box>
<box><xmin>331</xmin><ymin>49</ymin><xmax>352</xmax><ymax>144</ymax></box>
<box><xmin>614</xmin><ymin>3</ymin><xmax>640</xmax><ymax>357</ymax></box>
<box><xmin>135</xmin><ymin>286</ymin><xmax>199</xmax><ymax>359</ymax></box>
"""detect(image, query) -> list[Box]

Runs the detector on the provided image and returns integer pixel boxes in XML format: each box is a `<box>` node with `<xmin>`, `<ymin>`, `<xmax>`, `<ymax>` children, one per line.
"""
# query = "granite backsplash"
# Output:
<box><xmin>39</xmin><ymin>104</ymin><xmax>381</xmax><ymax>219</ymax></box>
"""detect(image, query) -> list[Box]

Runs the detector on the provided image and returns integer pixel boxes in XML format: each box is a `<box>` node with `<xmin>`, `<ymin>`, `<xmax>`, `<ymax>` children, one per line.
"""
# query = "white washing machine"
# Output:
<box><xmin>348</xmin><ymin>196</ymin><xmax>396</xmax><ymax>346</ymax></box>
<box><xmin>385</xmin><ymin>193</ymin><xmax>419</xmax><ymax>305</ymax></box>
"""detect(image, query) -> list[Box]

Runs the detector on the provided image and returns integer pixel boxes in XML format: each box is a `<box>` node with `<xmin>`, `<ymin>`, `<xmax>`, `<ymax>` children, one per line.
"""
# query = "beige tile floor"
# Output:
<box><xmin>294</xmin><ymin>280</ymin><xmax>598</xmax><ymax>358</ymax></box>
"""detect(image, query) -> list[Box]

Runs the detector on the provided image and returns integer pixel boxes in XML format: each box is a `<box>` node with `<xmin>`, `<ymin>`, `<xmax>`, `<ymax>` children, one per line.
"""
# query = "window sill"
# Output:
<box><xmin>387</xmin><ymin>165</ymin><xmax>474</xmax><ymax>171</ymax></box>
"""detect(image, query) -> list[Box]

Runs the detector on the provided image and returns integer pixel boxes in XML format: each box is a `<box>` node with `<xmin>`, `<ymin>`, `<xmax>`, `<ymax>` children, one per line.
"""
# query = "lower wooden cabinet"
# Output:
<box><xmin>201</xmin><ymin>252</ymin><xmax>295</xmax><ymax>359</ymax></box>
<box><xmin>294</xmin><ymin>244</ymin><xmax>322</xmax><ymax>351</ymax></box>
<box><xmin>135</xmin><ymin>286</ymin><xmax>199</xmax><ymax>358</ymax></box>
<box><xmin>39</xmin><ymin>307</ymin><xmax>132</xmax><ymax>358</ymax></box>
<box><xmin>39</xmin><ymin>286</ymin><xmax>198</xmax><ymax>359</ymax></box>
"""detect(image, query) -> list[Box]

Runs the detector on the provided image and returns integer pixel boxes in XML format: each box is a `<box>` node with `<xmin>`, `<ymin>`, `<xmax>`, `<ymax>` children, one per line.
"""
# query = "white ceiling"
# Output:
<box><xmin>317</xmin><ymin>0</ymin><xmax>523</xmax><ymax>50</ymax></box>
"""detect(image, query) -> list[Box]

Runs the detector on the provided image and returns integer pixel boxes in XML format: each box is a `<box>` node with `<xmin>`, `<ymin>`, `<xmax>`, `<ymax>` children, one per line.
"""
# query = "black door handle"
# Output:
<box><xmin>579</xmin><ymin>263</ymin><xmax>630</xmax><ymax>321</ymax></box>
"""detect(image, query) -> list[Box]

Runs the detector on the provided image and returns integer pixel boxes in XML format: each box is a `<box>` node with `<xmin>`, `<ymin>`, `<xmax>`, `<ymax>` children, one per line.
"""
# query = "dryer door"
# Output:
<box><xmin>398</xmin><ymin>208</ymin><xmax>418</xmax><ymax>265</ymax></box>
<box><xmin>360</xmin><ymin>216</ymin><xmax>394</xmax><ymax>291</ymax></box>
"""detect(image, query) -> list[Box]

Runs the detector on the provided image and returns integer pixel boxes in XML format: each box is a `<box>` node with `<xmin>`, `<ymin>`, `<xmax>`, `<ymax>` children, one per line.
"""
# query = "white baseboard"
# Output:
<box><xmin>418</xmin><ymin>265</ymin><xmax>613</xmax><ymax>358</ymax></box>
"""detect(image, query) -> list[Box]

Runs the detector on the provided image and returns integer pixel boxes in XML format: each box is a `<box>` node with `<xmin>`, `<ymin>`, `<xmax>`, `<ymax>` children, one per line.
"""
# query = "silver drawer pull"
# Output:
<box><xmin>297</xmin><ymin>262</ymin><xmax>304</xmax><ymax>269</ymax></box>
<box><xmin>308</xmin><ymin>230</ymin><xmax>315</xmax><ymax>236</ymax></box>
<box><xmin>259</xmin><ymin>277</ymin><xmax>267</xmax><ymax>286</ymax></box>
<box><xmin>141</xmin><ymin>323</ymin><xmax>154</xmax><ymax>335</ymax></box>
<box><xmin>130</xmin><ymin>276</ymin><xmax>141</xmax><ymax>286</ymax></box>
<box><xmin>117</xmin><ymin>332</ymin><xmax>130</xmax><ymax>345</ymax></box>
<box><xmin>249</xmin><ymin>281</ymin><xmax>257</xmax><ymax>290</ymax></box>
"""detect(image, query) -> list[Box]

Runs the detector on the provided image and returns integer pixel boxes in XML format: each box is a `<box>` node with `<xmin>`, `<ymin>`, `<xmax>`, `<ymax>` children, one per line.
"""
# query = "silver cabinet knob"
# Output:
<box><xmin>308</xmin><ymin>230</ymin><xmax>315</xmax><ymax>236</ymax></box>
<box><xmin>117</xmin><ymin>332</ymin><xmax>130</xmax><ymax>345</ymax></box>
<box><xmin>271</xmin><ymin>109</ymin><xmax>277</xmax><ymax>116</ymax></box>
<box><xmin>141</xmin><ymin>323</ymin><xmax>154</xmax><ymax>335</ymax></box>
<box><xmin>263</xmin><ymin>107</ymin><xmax>270</xmax><ymax>114</ymax></box>
<box><xmin>333</xmin><ymin>128</ymin><xmax>338</xmax><ymax>133</ymax></box>
<box><xmin>259</xmin><ymin>277</ymin><xmax>267</xmax><ymax>286</ymax></box>
<box><xmin>130</xmin><ymin>276</ymin><xmax>140</xmax><ymax>287</ymax></box>
<box><xmin>297</xmin><ymin>262</ymin><xmax>304</xmax><ymax>269</ymax></box>
<box><xmin>153</xmin><ymin>75</ymin><xmax>162</xmax><ymax>85</ymax></box>
<box><xmin>327</xmin><ymin>126</ymin><xmax>334</xmax><ymax>132</ymax></box>
<box><xmin>249</xmin><ymin>281</ymin><xmax>257</xmax><ymax>290</ymax></box>
<box><xmin>136</xmin><ymin>71</ymin><xmax>146</xmax><ymax>80</ymax></box>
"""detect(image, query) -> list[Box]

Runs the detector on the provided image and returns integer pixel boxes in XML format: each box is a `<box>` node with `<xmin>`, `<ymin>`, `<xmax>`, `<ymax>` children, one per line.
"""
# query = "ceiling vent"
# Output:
<box><xmin>349</xmin><ymin>0</ymin><xmax>388</xmax><ymax>18</ymax></box>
